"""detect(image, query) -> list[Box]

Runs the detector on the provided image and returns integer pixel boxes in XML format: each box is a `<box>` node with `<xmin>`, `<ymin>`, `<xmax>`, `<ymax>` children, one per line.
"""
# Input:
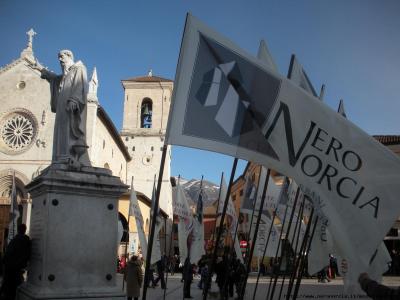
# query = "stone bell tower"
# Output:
<box><xmin>121</xmin><ymin>70</ymin><xmax>173</xmax><ymax>218</ymax></box>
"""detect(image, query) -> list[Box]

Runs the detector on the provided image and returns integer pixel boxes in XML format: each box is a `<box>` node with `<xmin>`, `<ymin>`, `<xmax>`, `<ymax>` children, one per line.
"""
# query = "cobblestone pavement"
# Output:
<box><xmin>116</xmin><ymin>274</ymin><xmax>400</xmax><ymax>300</ymax></box>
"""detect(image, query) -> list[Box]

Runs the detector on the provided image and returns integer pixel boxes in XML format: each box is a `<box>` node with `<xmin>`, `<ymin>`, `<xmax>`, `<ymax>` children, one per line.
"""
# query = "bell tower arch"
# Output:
<box><xmin>121</xmin><ymin>71</ymin><xmax>173</xmax><ymax>217</ymax></box>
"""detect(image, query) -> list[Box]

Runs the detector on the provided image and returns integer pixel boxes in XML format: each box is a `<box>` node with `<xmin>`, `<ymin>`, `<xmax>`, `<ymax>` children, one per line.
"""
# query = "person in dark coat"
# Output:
<box><xmin>1</xmin><ymin>224</ymin><xmax>31</xmax><ymax>300</ymax></box>
<box><xmin>216</xmin><ymin>256</ymin><xmax>230</xmax><ymax>300</ymax></box>
<box><xmin>234</xmin><ymin>259</ymin><xmax>246</xmax><ymax>298</ymax></box>
<box><xmin>317</xmin><ymin>265</ymin><xmax>330</xmax><ymax>283</ymax></box>
<box><xmin>226</xmin><ymin>258</ymin><xmax>236</xmax><ymax>298</ymax></box>
<box><xmin>169</xmin><ymin>255</ymin><xmax>177</xmax><ymax>275</ymax></box>
<box><xmin>198</xmin><ymin>260</ymin><xmax>208</xmax><ymax>290</ymax></box>
<box><xmin>182</xmin><ymin>257</ymin><xmax>193</xmax><ymax>298</ymax></box>
<box><xmin>260</xmin><ymin>262</ymin><xmax>266</xmax><ymax>276</ymax></box>
<box><xmin>358</xmin><ymin>272</ymin><xmax>400</xmax><ymax>300</ymax></box>
<box><xmin>154</xmin><ymin>256</ymin><xmax>166</xmax><ymax>289</ymax></box>
<box><xmin>124</xmin><ymin>255</ymin><xmax>143</xmax><ymax>300</ymax></box>
<box><xmin>146</xmin><ymin>263</ymin><xmax>157</xmax><ymax>288</ymax></box>
<box><xmin>329</xmin><ymin>254</ymin><xmax>338</xmax><ymax>279</ymax></box>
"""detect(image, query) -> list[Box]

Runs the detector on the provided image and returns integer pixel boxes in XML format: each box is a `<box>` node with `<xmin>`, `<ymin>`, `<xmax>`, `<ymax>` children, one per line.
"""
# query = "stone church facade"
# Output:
<box><xmin>0</xmin><ymin>30</ymin><xmax>173</xmax><ymax>254</ymax></box>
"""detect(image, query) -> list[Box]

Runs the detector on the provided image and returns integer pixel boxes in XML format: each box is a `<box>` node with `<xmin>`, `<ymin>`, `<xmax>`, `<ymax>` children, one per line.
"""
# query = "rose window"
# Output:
<box><xmin>0</xmin><ymin>109</ymin><xmax>38</xmax><ymax>154</ymax></box>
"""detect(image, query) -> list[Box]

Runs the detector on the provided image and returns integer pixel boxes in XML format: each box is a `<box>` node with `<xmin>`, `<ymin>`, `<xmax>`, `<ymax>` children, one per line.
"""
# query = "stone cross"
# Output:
<box><xmin>26</xmin><ymin>28</ymin><xmax>36</xmax><ymax>49</ymax></box>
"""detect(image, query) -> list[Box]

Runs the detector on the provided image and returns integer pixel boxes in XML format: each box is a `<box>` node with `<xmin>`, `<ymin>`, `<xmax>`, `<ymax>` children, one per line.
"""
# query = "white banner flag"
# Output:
<box><xmin>129</xmin><ymin>184</ymin><xmax>148</xmax><ymax>258</ymax></box>
<box><xmin>130</xmin><ymin>182</ymin><xmax>162</xmax><ymax>264</ymax></box>
<box><xmin>254</xmin><ymin>216</ymin><xmax>281</xmax><ymax>258</ymax></box>
<box><xmin>165</xmin><ymin>14</ymin><xmax>400</xmax><ymax>285</ymax></box>
<box><xmin>151</xmin><ymin>216</ymin><xmax>163</xmax><ymax>265</ymax></box>
<box><xmin>190</xmin><ymin>218</ymin><xmax>205</xmax><ymax>264</ymax></box>
<box><xmin>173</xmin><ymin>181</ymin><xmax>193</xmax><ymax>262</ymax></box>
<box><xmin>190</xmin><ymin>187</ymin><xmax>205</xmax><ymax>264</ymax></box>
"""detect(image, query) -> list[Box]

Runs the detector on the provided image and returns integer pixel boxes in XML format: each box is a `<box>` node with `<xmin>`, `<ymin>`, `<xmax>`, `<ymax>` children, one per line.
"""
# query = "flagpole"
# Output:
<box><xmin>287</xmin><ymin>54</ymin><xmax>296</xmax><ymax>79</ymax></box>
<box><xmin>163</xmin><ymin>208</ymin><xmax>175</xmax><ymax>300</ymax></box>
<box><xmin>266</xmin><ymin>199</ymin><xmax>290</xmax><ymax>300</ymax></box>
<box><xmin>284</xmin><ymin>196</ymin><xmax>307</xmax><ymax>299</ymax></box>
<box><xmin>243</xmin><ymin>165</ymin><xmax>263</xmax><ymax>263</ymax></box>
<box><xmin>189</xmin><ymin>175</ymin><xmax>204</xmax><ymax>265</ymax></box>
<box><xmin>268</xmin><ymin>185</ymin><xmax>301</xmax><ymax>300</ymax></box>
<box><xmin>291</xmin><ymin>212</ymin><xmax>318</xmax><ymax>300</ymax></box>
<box><xmin>239</xmin><ymin>168</ymin><xmax>270</xmax><ymax>300</ymax></box>
<box><xmin>210</xmin><ymin>172</ymin><xmax>224</xmax><ymax>253</ymax></box>
<box><xmin>221</xmin><ymin>187</ymin><xmax>243</xmax><ymax>296</ymax></box>
<box><xmin>286</xmin><ymin>205</ymin><xmax>316</xmax><ymax>300</ymax></box>
<box><xmin>277</xmin><ymin>193</ymin><xmax>306</xmax><ymax>300</ymax></box>
<box><xmin>203</xmin><ymin>157</ymin><xmax>238</xmax><ymax>300</ymax></box>
<box><xmin>142</xmin><ymin>144</ymin><xmax>168</xmax><ymax>300</ymax></box>
<box><xmin>161</xmin><ymin>214</ymin><xmax>168</xmax><ymax>300</ymax></box>
<box><xmin>263</xmin><ymin>178</ymin><xmax>290</xmax><ymax>298</ymax></box>
<box><xmin>265</xmin><ymin>181</ymin><xmax>297</xmax><ymax>300</ymax></box>
<box><xmin>319</xmin><ymin>84</ymin><xmax>326</xmax><ymax>101</ymax></box>
<box><xmin>251</xmin><ymin>207</ymin><xmax>277</xmax><ymax>300</ymax></box>
<box><xmin>122</xmin><ymin>177</ymin><xmax>134</xmax><ymax>291</ymax></box>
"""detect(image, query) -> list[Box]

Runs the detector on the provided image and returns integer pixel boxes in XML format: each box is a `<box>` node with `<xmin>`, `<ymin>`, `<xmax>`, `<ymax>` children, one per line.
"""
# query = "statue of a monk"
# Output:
<box><xmin>31</xmin><ymin>50</ymin><xmax>90</xmax><ymax>167</ymax></box>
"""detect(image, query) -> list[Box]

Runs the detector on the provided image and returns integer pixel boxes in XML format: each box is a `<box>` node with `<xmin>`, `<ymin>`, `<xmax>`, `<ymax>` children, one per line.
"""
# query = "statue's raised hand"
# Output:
<box><xmin>30</xmin><ymin>59</ymin><xmax>43</xmax><ymax>71</ymax></box>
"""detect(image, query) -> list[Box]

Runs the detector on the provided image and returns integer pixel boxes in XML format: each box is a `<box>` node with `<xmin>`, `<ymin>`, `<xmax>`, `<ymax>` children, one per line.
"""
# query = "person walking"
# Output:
<box><xmin>1</xmin><ymin>224</ymin><xmax>31</xmax><ymax>300</ymax></box>
<box><xmin>182</xmin><ymin>257</ymin><xmax>193</xmax><ymax>298</ymax></box>
<box><xmin>216</xmin><ymin>256</ymin><xmax>229</xmax><ymax>300</ymax></box>
<box><xmin>146</xmin><ymin>263</ymin><xmax>157</xmax><ymax>288</ymax></box>
<box><xmin>154</xmin><ymin>256</ymin><xmax>166</xmax><ymax>289</ymax></box>
<box><xmin>124</xmin><ymin>255</ymin><xmax>143</xmax><ymax>300</ymax></box>
<box><xmin>170</xmin><ymin>255</ymin><xmax>177</xmax><ymax>275</ymax></box>
<box><xmin>234</xmin><ymin>259</ymin><xmax>246</xmax><ymax>298</ymax></box>
<box><xmin>329</xmin><ymin>254</ymin><xmax>338</xmax><ymax>279</ymax></box>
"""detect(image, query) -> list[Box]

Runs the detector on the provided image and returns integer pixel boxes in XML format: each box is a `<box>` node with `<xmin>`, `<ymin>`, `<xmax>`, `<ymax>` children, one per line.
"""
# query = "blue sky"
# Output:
<box><xmin>1</xmin><ymin>1</ymin><xmax>399</xmax><ymax>184</ymax></box>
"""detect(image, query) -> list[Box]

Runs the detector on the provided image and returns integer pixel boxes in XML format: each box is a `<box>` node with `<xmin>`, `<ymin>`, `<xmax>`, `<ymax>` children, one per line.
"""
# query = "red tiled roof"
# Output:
<box><xmin>123</xmin><ymin>75</ymin><xmax>173</xmax><ymax>82</ymax></box>
<box><xmin>373</xmin><ymin>135</ymin><xmax>400</xmax><ymax>145</ymax></box>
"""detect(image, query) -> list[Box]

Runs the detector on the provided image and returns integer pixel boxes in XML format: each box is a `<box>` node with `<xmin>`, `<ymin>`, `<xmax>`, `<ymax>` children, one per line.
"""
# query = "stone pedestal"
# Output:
<box><xmin>18</xmin><ymin>165</ymin><xmax>128</xmax><ymax>300</ymax></box>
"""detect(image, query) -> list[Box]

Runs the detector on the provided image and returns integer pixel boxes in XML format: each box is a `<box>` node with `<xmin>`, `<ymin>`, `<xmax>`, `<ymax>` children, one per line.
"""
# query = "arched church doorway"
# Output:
<box><xmin>118</xmin><ymin>212</ymin><xmax>128</xmax><ymax>243</ymax></box>
<box><xmin>0</xmin><ymin>170</ymin><xmax>29</xmax><ymax>253</ymax></box>
<box><xmin>117</xmin><ymin>212</ymin><xmax>129</xmax><ymax>259</ymax></box>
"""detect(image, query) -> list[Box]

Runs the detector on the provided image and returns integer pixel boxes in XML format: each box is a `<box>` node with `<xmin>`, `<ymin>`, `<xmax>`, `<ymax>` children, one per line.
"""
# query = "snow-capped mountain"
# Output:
<box><xmin>175</xmin><ymin>177</ymin><xmax>220</xmax><ymax>207</ymax></box>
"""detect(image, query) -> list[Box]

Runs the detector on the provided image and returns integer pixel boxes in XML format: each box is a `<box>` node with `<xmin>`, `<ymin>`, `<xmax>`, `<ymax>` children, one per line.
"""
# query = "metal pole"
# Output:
<box><xmin>163</xmin><ymin>213</ymin><xmax>174</xmax><ymax>300</ymax></box>
<box><xmin>239</xmin><ymin>168</ymin><xmax>271</xmax><ymax>300</ymax></box>
<box><xmin>277</xmin><ymin>194</ymin><xmax>305</xmax><ymax>300</ymax></box>
<box><xmin>122</xmin><ymin>177</ymin><xmax>134</xmax><ymax>291</ymax></box>
<box><xmin>292</xmin><ymin>212</ymin><xmax>318</xmax><ymax>300</ymax></box>
<box><xmin>221</xmin><ymin>192</ymin><xmax>244</xmax><ymax>297</ymax></box>
<box><xmin>268</xmin><ymin>186</ymin><xmax>301</xmax><ymax>300</ymax></box>
<box><xmin>285</xmin><ymin>196</ymin><xmax>308</xmax><ymax>299</ymax></box>
<box><xmin>210</xmin><ymin>173</ymin><xmax>224</xmax><ymax>253</ymax></box>
<box><xmin>142</xmin><ymin>145</ymin><xmax>168</xmax><ymax>300</ymax></box>
<box><xmin>251</xmin><ymin>208</ymin><xmax>277</xmax><ymax>300</ymax></box>
<box><xmin>203</xmin><ymin>158</ymin><xmax>238</xmax><ymax>300</ymax></box>
<box><xmin>266</xmin><ymin>199</ymin><xmax>290</xmax><ymax>300</ymax></box>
